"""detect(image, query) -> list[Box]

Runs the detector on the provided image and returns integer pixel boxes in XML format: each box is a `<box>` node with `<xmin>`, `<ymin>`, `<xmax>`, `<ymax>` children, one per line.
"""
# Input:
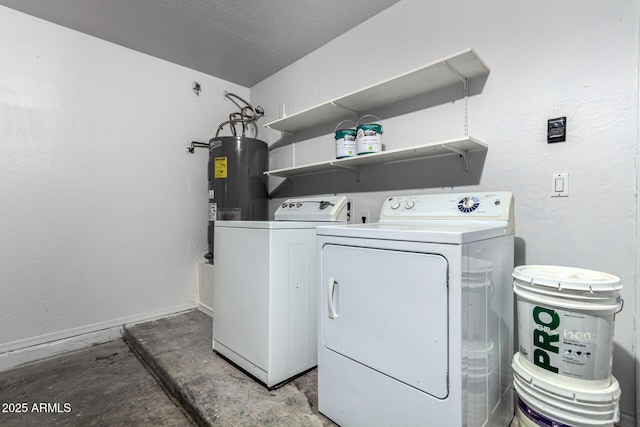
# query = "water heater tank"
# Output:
<box><xmin>206</xmin><ymin>136</ymin><xmax>268</xmax><ymax>262</ymax></box>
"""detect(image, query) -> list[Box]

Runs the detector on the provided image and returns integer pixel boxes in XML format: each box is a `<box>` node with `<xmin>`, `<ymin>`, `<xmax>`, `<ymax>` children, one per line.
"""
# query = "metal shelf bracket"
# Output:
<box><xmin>330</xmin><ymin>101</ymin><xmax>359</xmax><ymax>118</ymax></box>
<box><xmin>329</xmin><ymin>162</ymin><xmax>360</xmax><ymax>181</ymax></box>
<box><xmin>441</xmin><ymin>145</ymin><xmax>469</xmax><ymax>171</ymax></box>
<box><xmin>443</xmin><ymin>60</ymin><xmax>469</xmax><ymax>136</ymax></box>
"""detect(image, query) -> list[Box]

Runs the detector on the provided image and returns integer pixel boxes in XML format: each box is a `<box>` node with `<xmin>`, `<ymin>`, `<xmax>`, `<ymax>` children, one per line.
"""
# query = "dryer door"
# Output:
<box><xmin>321</xmin><ymin>244</ymin><xmax>449</xmax><ymax>398</ymax></box>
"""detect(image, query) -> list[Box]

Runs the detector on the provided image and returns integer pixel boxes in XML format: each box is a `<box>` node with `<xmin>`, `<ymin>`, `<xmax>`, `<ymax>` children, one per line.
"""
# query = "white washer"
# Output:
<box><xmin>212</xmin><ymin>196</ymin><xmax>349</xmax><ymax>388</ymax></box>
<box><xmin>317</xmin><ymin>192</ymin><xmax>515</xmax><ymax>427</ymax></box>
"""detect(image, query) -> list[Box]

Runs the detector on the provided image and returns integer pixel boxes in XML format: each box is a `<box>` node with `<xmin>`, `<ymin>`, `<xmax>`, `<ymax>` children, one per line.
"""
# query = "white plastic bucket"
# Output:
<box><xmin>513</xmin><ymin>353</ymin><xmax>620</xmax><ymax>427</ymax></box>
<box><xmin>334</xmin><ymin>120</ymin><xmax>357</xmax><ymax>159</ymax></box>
<box><xmin>513</xmin><ymin>265</ymin><xmax>622</xmax><ymax>388</ymax></box>
<box><xmin>356</xmin><ymin>115</ymin><xmax>382</xmax><ymax>155</ymax></box>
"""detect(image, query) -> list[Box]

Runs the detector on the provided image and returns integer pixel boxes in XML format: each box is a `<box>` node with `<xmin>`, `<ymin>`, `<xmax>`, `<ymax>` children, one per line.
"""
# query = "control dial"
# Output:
<box><xmin>458</xmin><ymin>196</ymin><xmax>480</xmax><ymax>213</ymax></box>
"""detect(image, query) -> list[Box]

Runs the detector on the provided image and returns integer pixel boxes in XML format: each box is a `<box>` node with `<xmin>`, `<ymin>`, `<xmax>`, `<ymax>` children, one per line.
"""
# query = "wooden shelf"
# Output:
<box><xmin>264</xmin><ymin>137</ymin><xmax>487</xmax><ymax>178</ymax></box>
<box><xmin>264</xmin><ymin>48</ymin><xmax>489</xmax><ymax>133</ymax></box>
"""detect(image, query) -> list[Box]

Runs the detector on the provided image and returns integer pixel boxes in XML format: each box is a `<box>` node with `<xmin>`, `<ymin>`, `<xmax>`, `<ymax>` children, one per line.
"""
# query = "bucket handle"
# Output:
<box><xmin>613</xmin><ymin>298</ymin><xmax>624</xmax><ymax>323</ymax></box>
<box><xmin>615</xmin><ymin>298</ymin><xmax>624</xmax><ymax>315</ymax></box>
<box><xmin>334</xmin><ymin>120</ymin><xmax>356</xmax><ymax>133</ymax></box>
<box><xmin>356</xmin><ymin>114</ymin><xmax>382</xmax><ymax>126</ymax></box>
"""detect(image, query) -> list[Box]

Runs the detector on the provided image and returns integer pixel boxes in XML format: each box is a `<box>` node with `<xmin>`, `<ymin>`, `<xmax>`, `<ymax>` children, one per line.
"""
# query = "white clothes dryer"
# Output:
<box><xmin>212</xmin><ymin>196</ymin><xmax>348</xmax><ymax>389</ymax></box>
<box><xmin>317</xmin><ymin>192</ymin><xmax>515</xmax><ymax>427</ymax></box>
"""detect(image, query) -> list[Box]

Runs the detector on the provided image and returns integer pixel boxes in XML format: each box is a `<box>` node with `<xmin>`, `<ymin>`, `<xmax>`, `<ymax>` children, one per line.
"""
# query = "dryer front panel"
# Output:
<box><xmin>320</xmin><ymin>244</ymin><xmax>449</xmax><ymax>398</ymax></box>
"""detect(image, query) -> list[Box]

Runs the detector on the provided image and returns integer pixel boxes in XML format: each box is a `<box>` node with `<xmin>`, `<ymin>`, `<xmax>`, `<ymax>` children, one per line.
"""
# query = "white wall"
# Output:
<box><xmin>0</xmin><ymin>6</ymin><xmax>244</xmax><ymax>358</ymax></box>
<box><xmin>251</xmin><ymin>0</ymin><xmax>639</xmax><ymax>423</ymax></box>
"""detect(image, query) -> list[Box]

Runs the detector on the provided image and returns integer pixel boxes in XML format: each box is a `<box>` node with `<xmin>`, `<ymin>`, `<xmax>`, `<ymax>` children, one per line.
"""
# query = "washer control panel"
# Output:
<box><xmin>274</xmin><ymin>195</ymin><xmax>349</xmax><ymax>222</ymax></box>
<box><xmin>381</xmin><ymin>192</ymin><xmax>513</xmax><ymax>221</ymax></box>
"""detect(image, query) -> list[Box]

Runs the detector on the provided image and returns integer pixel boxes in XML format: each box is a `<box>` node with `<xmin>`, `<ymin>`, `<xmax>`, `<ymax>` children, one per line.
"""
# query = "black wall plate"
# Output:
<box><xmin>547</xmin><ymin>117</ymin><xmax>567</xmax><ymax>143</ymax></box>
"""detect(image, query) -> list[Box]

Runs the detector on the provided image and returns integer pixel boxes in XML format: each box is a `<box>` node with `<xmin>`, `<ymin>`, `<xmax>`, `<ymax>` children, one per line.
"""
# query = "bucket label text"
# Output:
<box><xmin>532</xmin><ymin>306</ymin><xmax>560</xmax><ymax>373</ymax></box>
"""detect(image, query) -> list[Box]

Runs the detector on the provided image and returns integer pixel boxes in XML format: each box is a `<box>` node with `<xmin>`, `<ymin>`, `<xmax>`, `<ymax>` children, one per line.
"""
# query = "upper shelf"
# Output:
<box><xmin>264</xmin><ymin>137</ymin><xmax>487</xmax><ymax>178</ymax></box>
<box><xmin>263</xmin><ymin>48</ymin><xmax>489</xmax><ymax>133</ymax></box>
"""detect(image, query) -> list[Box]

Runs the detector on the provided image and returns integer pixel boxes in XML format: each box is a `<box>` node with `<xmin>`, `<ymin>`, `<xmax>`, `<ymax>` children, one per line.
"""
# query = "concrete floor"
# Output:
<box><xmin>0</xmin><ymin>309</ymin><xmax>517</xmax><ymax>426</ymax></box>
<box><xmin>0</xmin><ymin>310</ymin><xmax>332</xmax><ymax>427</ymax></box>
<box><xmin>123</xmin><ymin>309</ymin><xmax>332</xmax><ymax>427</ymax></box>
<box><xmin>0</xmin><ymin>339</ymin><xmax>192</xmax><ymax>426</ymax></box>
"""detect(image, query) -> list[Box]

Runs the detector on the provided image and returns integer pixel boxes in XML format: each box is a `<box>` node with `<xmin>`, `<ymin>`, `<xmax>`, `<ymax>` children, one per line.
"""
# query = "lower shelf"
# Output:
<box><xmin>264</xmin><ymin>136</ymin><xmax>487</xmax><ymax>178</ymax></box>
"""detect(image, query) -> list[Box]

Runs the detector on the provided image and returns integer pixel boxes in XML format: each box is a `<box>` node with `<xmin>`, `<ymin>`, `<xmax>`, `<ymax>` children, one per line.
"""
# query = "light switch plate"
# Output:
<box><xmin>551</xmin><ymin>173</ymin><xmax>569</xmax><ymax>197</ymax></box>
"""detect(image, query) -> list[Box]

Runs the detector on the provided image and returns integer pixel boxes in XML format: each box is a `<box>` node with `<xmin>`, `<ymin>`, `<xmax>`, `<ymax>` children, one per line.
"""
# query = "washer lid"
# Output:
<box><xmin>512</xmin><ymin>265</ymin><xmax>622</xmax><ymax>292</ymax></box>
<box><xmin>215</xmin><ymin>220</ymin><xmax>342</xmax><ymax>229</ymax></box>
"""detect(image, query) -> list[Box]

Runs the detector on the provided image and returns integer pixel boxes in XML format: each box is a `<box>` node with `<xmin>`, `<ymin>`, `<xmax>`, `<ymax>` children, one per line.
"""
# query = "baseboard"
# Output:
<box><xmin>0</xmin><ymin>303</ymin><xmax>197</xmax><ymax>372</ymax></box>
<box><xmin>619</xmin><ymin>411</ymin><xmax>635</xmax><ymax>427</ymax></box>
<box><xmin>0</xmin><ymin>326</ymin><xmax>124</xmax><ymax>373</ymax></box>
<box><xmin>197</xmin><ymin>302</ymin><xmax>214</xmax><ymax>318</ymax></box>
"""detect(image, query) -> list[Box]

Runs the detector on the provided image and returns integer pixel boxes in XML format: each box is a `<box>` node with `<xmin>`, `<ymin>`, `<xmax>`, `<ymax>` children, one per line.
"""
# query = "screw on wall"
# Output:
<box><xmin>192</xmin><ymin>82</ymin><xmax>202</xmax><ymax>96</ymax></box>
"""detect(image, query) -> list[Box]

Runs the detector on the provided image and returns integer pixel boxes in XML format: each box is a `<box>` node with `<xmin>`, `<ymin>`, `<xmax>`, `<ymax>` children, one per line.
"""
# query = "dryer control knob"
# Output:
<box><xmin>391</xmin><ymin>201</ymin><xmax>401</xmax><ymax>209</ymax></box>
<box><xmin>458</xmin><ymin>196</ymin><xmax>480</xmax><ymax>213</ymax></box>
<box><xmin>405</xmin><ymin>201</ymin><xmax>415</xmax><ymax>209</ymax></box>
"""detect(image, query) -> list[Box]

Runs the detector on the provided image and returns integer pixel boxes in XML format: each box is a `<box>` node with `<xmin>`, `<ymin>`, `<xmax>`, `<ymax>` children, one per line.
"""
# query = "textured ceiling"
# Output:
<box><xmin>0</xmin><ymin>0</ymin><xmax>401</xmax><ymax>87</ymax></box>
